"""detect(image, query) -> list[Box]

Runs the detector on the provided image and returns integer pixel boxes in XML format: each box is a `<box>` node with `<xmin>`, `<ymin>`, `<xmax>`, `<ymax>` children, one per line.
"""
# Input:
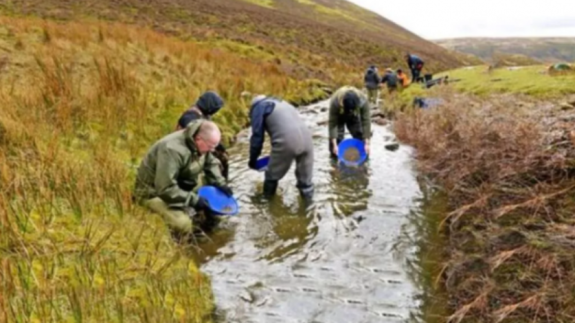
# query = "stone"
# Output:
<box><xmin>559</xmin><ymin>102</ymin><xmax>574</xmax><ymax>111</ymax></box>
<box><xmin>373</xmin><ymin>117</ymin><xmax>387</xmax><ymax>126</ymax></box>
<box><xmin>320</xmin><ymin>107</ymin><xmax>328</xmax><ymax>112</ymax></box>
<box><xmin>385</xmin><ymin>143</ymin><xmax>400</xmax><ymax>151</ymax></box>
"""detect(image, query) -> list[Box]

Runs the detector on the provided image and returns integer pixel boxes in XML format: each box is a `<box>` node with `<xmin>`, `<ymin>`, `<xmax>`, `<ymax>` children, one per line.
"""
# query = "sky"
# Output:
<box><xmin>347</xmin><ymin>0</ymin><xmax>575</xmax><ymax>39</ymax></box>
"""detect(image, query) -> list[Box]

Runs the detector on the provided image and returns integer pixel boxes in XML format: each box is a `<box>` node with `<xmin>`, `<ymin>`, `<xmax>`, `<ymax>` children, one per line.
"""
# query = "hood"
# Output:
<box><xmin>196</xmin><ymin>91</ymin><xmax>224</xmax><ymax>116</ymax></box>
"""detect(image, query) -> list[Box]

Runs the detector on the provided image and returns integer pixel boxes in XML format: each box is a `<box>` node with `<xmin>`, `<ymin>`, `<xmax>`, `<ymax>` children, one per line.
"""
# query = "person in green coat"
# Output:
<box><xmin>133</xmin><ymin>120</ymin><xmax>233</xmax><ymax>236</ymax></box>
<box><xmin>328</xmin><ymin>86</ymin><xmax>372</xmax><ymax>159</ymax></box>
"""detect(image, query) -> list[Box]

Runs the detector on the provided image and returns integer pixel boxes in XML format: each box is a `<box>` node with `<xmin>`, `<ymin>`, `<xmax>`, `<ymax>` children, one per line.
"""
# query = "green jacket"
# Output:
<box><xmin>328</xmin><ymin>86</ymin><xmax>372</xmax><ymax>140</ymax></box>
<box><xmin>133</xmin><ymin>120</ymin><xmax>226</xmax><ymax>208</ymax></box>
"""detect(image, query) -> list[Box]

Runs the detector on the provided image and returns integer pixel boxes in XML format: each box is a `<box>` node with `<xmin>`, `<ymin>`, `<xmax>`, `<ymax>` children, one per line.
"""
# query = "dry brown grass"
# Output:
<box><xmin>0</xmin><ymin>16</ymin><xmax>331</xmax><ymax>322</ymax></box>
<box><xmin>396</xmin><ymin>88</ymin><xmax>575</xmax><ymax>322</ymax></box>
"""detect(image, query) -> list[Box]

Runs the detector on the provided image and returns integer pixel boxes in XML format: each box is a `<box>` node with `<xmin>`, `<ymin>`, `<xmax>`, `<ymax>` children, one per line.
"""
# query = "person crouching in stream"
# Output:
<box><xmin>175</xmin><ymin>91</ymin><xmax>230</xmax><ymax>181</ymax></box>
<box><xmin>328</xmin><ymin>86</ymin><xmax>372</xmax><ymax>159</ymax></box>
<box><xmin>133</xmin><ymin>120</ymin><xmax>234</xmax><ymax>241</ymax></box>
<box><xmin>248</xmin><ymin>95</ymin><xmax>315</xmax><ymax>203</ymax></box>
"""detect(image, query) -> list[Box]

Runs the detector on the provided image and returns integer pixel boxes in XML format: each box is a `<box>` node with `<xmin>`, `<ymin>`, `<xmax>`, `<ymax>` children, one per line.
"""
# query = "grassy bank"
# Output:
<box><xmin>436</xmin><ymin>65</ymin><xmax>575</xmax><ymax>98</ymax></box>
<box><xmin>394</xmin><ymin>83</ymin><xmax>575</xmax><ymax>321</ymax></box>
<box><xmin>0</xmin><ymin>16</ymin><xmax>331</xmax><ymax>322</ymax></box>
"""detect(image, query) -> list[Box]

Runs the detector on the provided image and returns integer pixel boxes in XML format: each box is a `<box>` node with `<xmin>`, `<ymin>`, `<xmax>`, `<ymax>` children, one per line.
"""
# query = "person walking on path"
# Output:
<box><xmin>381</xmin><ymin>68</ymin><xmax>399</xmax><ymax>94</ymax></box>
<box><xmin>364</xmin><ymin>65</ymin><xmax>381</xmax><ymax>105</ymax></box>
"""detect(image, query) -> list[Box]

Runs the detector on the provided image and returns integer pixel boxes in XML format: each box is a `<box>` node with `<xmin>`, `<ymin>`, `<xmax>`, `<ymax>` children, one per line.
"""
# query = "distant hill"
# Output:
<box><xmin>436</xmin><ymin>37</ymin><xmax>575</xmax><ymax>64</ymax></box>
<box><xmin>0</xmin><ymin>0</ymin><xmax>470</xmax><ymax>82</ymax></box>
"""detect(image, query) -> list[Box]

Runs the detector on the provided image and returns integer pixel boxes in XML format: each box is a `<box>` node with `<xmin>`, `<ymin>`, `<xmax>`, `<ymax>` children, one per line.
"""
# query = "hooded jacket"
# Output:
<box><xmin>328</xmin><ymin>86</ymin><xmax>371</xmax><ymax>140</ymax></box>
<box><xmin>134</xmin><ymin>120</ymin><xmax>226</xmax><ymax>208</ymax></box>
<box><xmin>364</xmin><ymin>67</ymin><xmax>381</xmax><ymax>89</ymax></box>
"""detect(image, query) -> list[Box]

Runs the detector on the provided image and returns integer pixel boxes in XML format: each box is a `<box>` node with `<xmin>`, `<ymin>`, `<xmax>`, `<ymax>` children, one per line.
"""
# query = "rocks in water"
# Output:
<box><xmin>385</xmin><ymin>143</ymin><xmax>400</xmax><ymax>151</ymax></box>
<box><xmin>317</xmin><ymin>119</ymin><xmax>328</xmax><ymax>126</ymax></box>
<box><xmin>320</xmin><ymin>107</ymin><xmax>328</xmax><ymax>112</ymax></box>
<box><xmin>373</xmin><ymin>117</ymin><xmax>387</xmax><ymax>126</ymax></box>
<box><xmin>559</xmin><ymin>102</ymin><xmax>574</xmax><ymax>111</ymax></box>
<box><xmin>239</xmin><ymin>290</ymin><xmax>255</xmax><ymax>303</ymax></box>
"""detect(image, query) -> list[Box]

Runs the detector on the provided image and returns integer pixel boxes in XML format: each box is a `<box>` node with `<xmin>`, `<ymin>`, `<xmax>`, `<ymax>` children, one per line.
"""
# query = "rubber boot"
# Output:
<box><xmin>263</xmin><ymin>180</ymin><xmax>279</xmax><ymax>198</ymax></box>
<box><xmin>298</xmin><ymin>183</ymin><xmax>314</xmax><ymax>206</ymax></box>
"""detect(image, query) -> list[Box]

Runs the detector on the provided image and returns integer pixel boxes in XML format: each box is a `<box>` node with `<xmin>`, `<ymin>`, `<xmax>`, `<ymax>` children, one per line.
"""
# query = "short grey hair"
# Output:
<box><xmin>197</xmin><ymin>120</ymin><xmax>221</xmax><ymax>143</ymax></box>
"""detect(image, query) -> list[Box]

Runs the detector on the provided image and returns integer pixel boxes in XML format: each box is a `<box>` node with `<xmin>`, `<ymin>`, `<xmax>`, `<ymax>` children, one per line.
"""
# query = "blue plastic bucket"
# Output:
<box><xmin>255</xmin><ymin>156</ymin><xmax>270</xmax><ymax>172</ymax></box>
<box><xmin>197</xmin><ymin>186</ymin><xmax>239</xmax><ymax>216</ymax></box>
<box><xmin>337</xmin><ymin>138</ymin><xmax>367</xmax><ymax>166</ymax></box>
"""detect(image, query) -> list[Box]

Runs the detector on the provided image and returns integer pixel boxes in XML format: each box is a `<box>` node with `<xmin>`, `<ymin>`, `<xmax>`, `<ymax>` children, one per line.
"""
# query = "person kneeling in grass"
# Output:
<box><xmin>133</xmin><ymin>120</ymin><xmax>233</xmax><ymax>239</ymax></box>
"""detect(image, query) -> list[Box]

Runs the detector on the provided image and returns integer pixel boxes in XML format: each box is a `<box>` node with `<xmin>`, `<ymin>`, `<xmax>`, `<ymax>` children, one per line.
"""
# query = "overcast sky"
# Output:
<box><xmin>347</xmin><ymin>0</ymin><xmax>575</xmax><ymax>39</ymax></box>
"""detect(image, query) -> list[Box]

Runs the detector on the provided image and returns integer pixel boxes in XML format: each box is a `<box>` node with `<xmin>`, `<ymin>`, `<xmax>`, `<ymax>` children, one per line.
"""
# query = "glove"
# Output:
<box><xmin>248</xmin><ymin>159</ymin><xmax>257</xmax><ymax>170</ymax></box>
<box><xmin>213</xmin><ymin>184</ymin><xmax>233</xmax><ymax>197</ymax></box>
<box><xmin>193</xmin><ymin>197</ymin><xmax>210</xmax><ymax>212</ymax></box>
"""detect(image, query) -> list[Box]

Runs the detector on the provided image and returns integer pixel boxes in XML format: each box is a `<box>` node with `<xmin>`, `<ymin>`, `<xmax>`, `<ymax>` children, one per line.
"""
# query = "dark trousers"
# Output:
<box><xmin>411</xmin><ymin>68</ymin><xmax>422</xmax><ymax>82</ymax></box>
<box><xmin>329</xmin><ymin>115</ymin><xmax>364</xmax><ymax>159</ymax></box>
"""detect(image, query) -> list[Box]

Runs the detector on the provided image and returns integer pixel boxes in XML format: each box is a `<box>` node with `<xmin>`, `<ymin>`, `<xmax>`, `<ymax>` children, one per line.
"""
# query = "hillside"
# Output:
<box><xmin>436</xmin><ymin>37</ymin><xmax>575</xmax><ymax>64</ymax></box>
<box><xmin>0</xmin><ymin>0</ymin><xmax>470</xmax><ymax>80</ymax></box>
<box><xmin>0</xmin><ymin>1</ymin><xmax>471</xmax><ymax>322</ymax></box>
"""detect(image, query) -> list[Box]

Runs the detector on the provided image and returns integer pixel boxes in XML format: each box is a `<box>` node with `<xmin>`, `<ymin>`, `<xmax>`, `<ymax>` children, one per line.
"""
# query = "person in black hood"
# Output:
<box><xmin>175</xmin><ymin>91</ymin><xmax>230</xmax><ymax>180</ymax></box>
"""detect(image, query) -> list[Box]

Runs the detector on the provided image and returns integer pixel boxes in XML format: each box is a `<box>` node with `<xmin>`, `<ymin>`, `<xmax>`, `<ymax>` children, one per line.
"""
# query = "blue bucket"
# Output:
<box><xmin>197</xmin><ymin>186</ymin><xmax>239</xmax><ymax>216</ymax></box>
<box><xmin>337</xmin><ymin>138</ymin><xmax>367</xmax><ymax>166</ymax></box>
<box><xmin>255</xmin><ymin>156</ymin><xmax>270</xmax><ymax>172</ymax></box>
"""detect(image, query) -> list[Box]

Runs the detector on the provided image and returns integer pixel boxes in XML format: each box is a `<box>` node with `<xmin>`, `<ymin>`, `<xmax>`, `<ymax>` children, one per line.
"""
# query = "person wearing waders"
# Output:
<box><xmin>133</xmin><ymin>120</ymin><xmax>232</xmax><ymax>239</ymax></box>
<box><xmin>405</xmin><ymin>53</ymin><xmax>424</xmax><ymax>83</ymax></box>
<box><xmin>328</xmin><ymin>86</ymin><xmax>372</xmax><ymax>159</ymax></box>
<box><xmin>363</xmin><ymin>65</ymin><xmax>381</xmax><ymax>105</ymax></box>
<box><xmin>175</xmin><ymin>91</ymin><xmax>230</xmax><ymax>181</ymax></box>
<box><xmin>247</xmin><ymin>95</ymin><xmax>314</xmax><ymax>202</ymax></box>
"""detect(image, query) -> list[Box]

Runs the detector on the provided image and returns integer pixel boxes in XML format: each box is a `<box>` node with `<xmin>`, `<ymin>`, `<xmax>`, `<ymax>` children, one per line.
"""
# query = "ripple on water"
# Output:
<box><xmin>197</xmin><ymin>100</ymin><xmax>428</xmax><ymax>323</ymax></box>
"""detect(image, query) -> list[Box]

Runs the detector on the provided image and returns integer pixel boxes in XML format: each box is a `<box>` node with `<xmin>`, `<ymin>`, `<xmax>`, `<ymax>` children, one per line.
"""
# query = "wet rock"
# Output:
<box><xmin>559</xmin><ymin>102</ymin><xmax>574</xmax><ymax>111</ymax></box>
<box><xmin>317</xmin><ymin>120</ymin><xmax>328</xmax><ymax>126</ymax></box>
<box><xmin>239</xmin><ymin>290</ymin><xmax>255</xmax><ymax>303</ymax></box>
<box><xmin>320</xmin><ymin>107</ymin><xmax>328</xmax><ymax>112</ymax></box>
<box><xmin>385</xmin><ymin>143</ymin><xmax>400</xmax><ymax>151</ymax></box>
<box><xmin>373</xmin><ymin>117</ymin><xmax>387</xmax><ymax>126</ymax></box>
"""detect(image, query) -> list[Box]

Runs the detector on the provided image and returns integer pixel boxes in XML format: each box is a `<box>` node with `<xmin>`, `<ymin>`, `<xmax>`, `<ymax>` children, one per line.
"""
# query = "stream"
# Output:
<box><xmin>192</xmin><ymin>99</ymin><xmax>439</xmax><ymax>322</ymax></box>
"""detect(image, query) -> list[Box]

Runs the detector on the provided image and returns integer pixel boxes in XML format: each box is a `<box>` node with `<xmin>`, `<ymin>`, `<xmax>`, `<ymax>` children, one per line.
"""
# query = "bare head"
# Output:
<box><xmin>194</xmin><ymin>121</ymin><xmax>221</xmax><ymax>154</ymax></box>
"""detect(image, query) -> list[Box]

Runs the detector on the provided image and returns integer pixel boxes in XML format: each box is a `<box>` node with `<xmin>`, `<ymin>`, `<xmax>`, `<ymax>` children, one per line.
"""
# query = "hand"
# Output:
<box><xmin>194</xmin><ymin>197</ymin><xmax>210</xmax><ymax>212</ymax></box>
<box><xmin>332</xmin><ymin>140</ymin><xmax>338</xmax><ymax>156</ymax></box>
<box><xmin>213</xmin><ymin>184</ymin><xmax>233</xmax><ymax>197</ymax></box>
<box><xmin>248</xmin><ymin>159</ymin><xmax>257</xmax><ymax>170</ymax></box>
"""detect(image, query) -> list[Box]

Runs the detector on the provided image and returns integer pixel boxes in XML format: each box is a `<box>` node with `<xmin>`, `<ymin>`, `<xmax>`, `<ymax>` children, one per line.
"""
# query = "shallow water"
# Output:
<box><xmin>193</xmin><ymin>100</ymin><xmax>439</xmax><ymax>322</ymax></box>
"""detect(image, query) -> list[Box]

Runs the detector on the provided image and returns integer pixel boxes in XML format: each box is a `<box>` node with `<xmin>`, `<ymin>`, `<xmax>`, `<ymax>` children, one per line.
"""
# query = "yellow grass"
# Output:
<box><xmin>0</xmin><ymin>16</ymin><xmax>328</xmax><ymax>322</ymax></box>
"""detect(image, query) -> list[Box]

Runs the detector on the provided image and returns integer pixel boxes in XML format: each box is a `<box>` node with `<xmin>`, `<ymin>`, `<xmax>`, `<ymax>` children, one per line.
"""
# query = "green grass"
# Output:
<box><xmin>241</xmin><ymin>0</ymin><xmax>274</xmax><ymax>9</ymax></box>
<box><xmin>436</xmin><ymin>65</ymin><xmax>575</xmax><ymax>98</ymax></box>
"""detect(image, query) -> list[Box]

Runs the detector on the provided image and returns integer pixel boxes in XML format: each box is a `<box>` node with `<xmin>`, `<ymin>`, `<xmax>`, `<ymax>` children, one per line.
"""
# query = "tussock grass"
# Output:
<box><xmin>395</xmin><ymin>89</ymin><xmax>575</xmax><ymax>322</ymax></box>
<box><xmin>0</xmin><ymin>16</ymin><xmax>330</xmax><ymax>322</ymax></box>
